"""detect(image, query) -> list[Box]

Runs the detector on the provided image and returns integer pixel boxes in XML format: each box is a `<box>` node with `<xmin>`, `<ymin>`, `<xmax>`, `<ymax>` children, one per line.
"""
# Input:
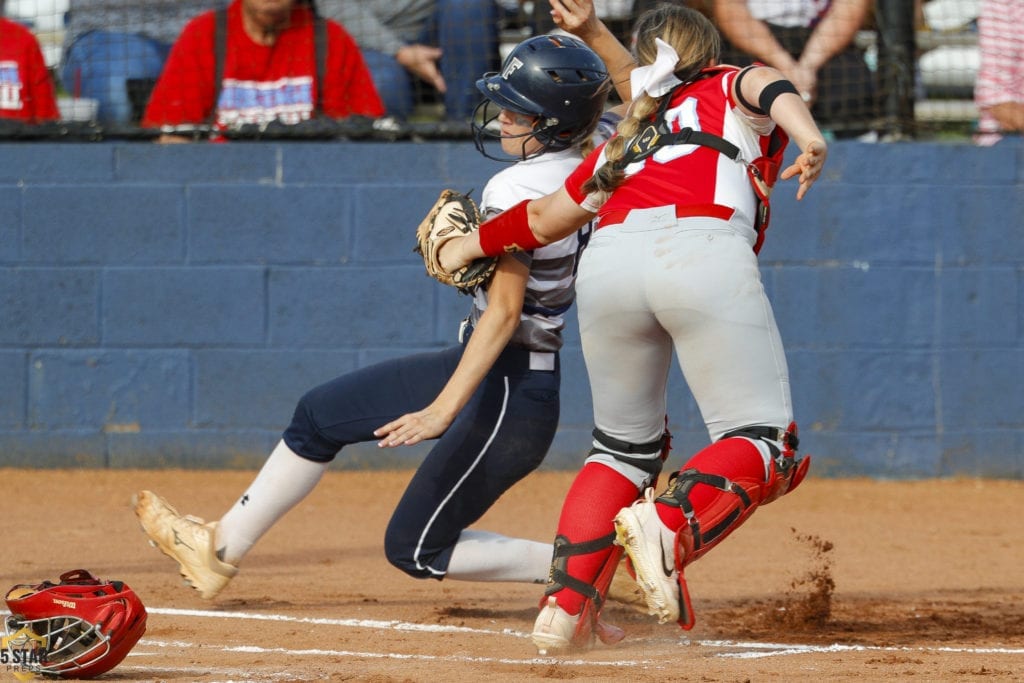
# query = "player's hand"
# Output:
<box><xmin>780</xmin><ymin>139</ymin><xmax>827</xmax><ymax>200</ymax></box>
<box><xmin>397</xmin><ymin>44</ymin><xmax>447</xmax><ymax>93</ymax></box>
<box><xmin>374</xmin><ymin>406</ymin><xmax>453</xmax><ymax>447</ymax></box>
<box><xmin>550</xmin><ymin>0</ymin><xmax>601</xmax><ymax>41</ymax></box>
<box><xmin>987</xmin><ymin>102</ymin><xmax>1024</xmax><ymax>132</ymax></box>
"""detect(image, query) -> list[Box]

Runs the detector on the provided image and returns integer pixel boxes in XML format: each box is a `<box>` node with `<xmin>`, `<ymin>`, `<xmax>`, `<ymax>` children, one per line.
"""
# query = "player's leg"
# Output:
<box><xmin>135</xmin><ymin>347</ymin><xmax>461</xmax><ymax>597</ymax></box>
<box><xmin>531</xmin><ymin>226</ymin><xmax>673</xmax><ymax>652</ymax></box>
<box><xmin>384</xmin><ymin>348</ymin><xmax>560</xmax><ymax>581</ymax></box>
<box><xmin>614</xmin><ymin>225</ymin><xmax>807</xmax><ymax>627</ymax></box>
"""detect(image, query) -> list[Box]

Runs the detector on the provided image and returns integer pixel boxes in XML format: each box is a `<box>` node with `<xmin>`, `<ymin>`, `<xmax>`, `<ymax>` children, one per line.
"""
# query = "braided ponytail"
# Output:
<box><xmin>581</xmin><ymin>4</ymin><xmax>721</xmax><ymax>197</ymax></box>
<box><xmin>581</xmin><ymin>94</ymin><xmax>659</xmax><ymax>194</ymax></box>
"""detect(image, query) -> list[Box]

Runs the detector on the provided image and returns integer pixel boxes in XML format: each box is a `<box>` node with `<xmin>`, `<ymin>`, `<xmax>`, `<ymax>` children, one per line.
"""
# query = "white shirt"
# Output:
<box><xmin>747</xmin><ymin>0</ymin><xmax>831</xmax><ymax>27</ymax></box>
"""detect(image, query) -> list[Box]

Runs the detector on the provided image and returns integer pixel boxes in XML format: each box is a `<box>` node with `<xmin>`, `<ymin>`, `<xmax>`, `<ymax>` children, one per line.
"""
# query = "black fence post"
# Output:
<box><xmin>876</xmin><ymin>0</ymin><xmax>917</xmax><ymax>138</ymax></box>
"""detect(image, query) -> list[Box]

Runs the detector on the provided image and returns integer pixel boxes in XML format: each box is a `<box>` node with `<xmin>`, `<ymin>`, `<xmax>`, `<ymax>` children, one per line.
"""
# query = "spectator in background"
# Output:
<box><xmin>61</xmin><ymin>0</ymin><xmax>213</xmax><ymax>124</ymax></box>
<box><xmin>713</xmin><ymin>0</ymin><xmax>878</xmax><ymax>138</ymax></box>
<box><xmin>974</xmin><ymin>0</ymin><xmax>1024</xmax><ymax>145</ymax></box>
<box><xmin>141</xmin><ymin>0</ymin><xmax>384</xmax><ymax>142</ymax></box>
<box><xmin>0</xmin><ymin>11</ymin><xmax>59</xmax><ymax>123</ymax></box>
<box><xmin>317</xmin><ymin>0</ymin><xmax>498</xmax><ymax>122</ymax></box>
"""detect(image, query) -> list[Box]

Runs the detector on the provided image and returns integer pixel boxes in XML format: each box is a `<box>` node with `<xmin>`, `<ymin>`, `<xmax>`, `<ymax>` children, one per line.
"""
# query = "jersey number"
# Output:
<box><xmin>622</xmin><ymin>96</ymin><xmax>702</xmax><ymax>174</ymax></box>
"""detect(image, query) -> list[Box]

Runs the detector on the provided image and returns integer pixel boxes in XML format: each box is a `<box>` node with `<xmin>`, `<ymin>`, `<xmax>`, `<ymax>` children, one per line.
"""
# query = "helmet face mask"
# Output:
<box><xmin>2</xmin><ymin>570</ymin><xmax>146</xmax><ymax>679</ymax></box>
<box><xmin>472</xmin><ymin>34</ymin><xmax>611</xmax><ymax>162</ymax></box>
<box><xmin>3</xmin><ymin>614</ymin><xmax>111</xmax><ymax>677</ymax></box>
<box><xmin>472</xmin><ymin>99</ymin><xmax>550</xmax><ymax>161</ymax></box>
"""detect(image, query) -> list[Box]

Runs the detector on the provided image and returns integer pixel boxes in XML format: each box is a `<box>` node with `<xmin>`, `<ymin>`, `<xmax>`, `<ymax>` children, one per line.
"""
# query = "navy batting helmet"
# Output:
<box><xmin>472</xmin><ymin>34</ymin><xmax>611</xmax><ymax>161</ymax></box>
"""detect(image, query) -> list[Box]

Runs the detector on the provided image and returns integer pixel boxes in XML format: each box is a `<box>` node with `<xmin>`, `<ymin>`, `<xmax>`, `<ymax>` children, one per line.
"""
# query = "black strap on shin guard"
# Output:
<box><xmin>544</xmin><ymin>532</ymin><xmax>617</xmax><ymax>605</ymax></box>
<box><xmin>655</xmin><ymin>469</ymin><xmax>752</xmax><ymax>554</ymax></box>
<box><xmin>722</xmin><ymin>425</ymin><xmax>801</xmax><ymax>484</ymax></box>
<box><xmin>590</xmin><ymin>428</ymin><xmax>669</xmax><ymax>478</ymax></box>
<box><xmin>722</xmin><ymin>425</ymin><xmax>799</xmax><ymax>454</ymax></box>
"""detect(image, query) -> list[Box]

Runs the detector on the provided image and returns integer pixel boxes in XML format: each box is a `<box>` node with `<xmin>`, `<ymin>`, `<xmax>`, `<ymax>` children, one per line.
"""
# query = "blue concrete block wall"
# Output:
<box><xmin>1</xmin><ymin>139</ymin><xmax>1022</xmax><ymax>478</ymax></box>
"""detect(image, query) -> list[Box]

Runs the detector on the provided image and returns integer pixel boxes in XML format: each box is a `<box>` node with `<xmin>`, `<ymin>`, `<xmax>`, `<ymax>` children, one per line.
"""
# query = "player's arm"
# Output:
<box><xmin>733</xmin><ymin>65</ymin><xmax>828</xmax><ymax>201</ymax></box>
<box><xmin>550</xmin><ymin>0</ymin><xmax>636</xmax><ymax>102</ymax></box>
<box><xmin>373</xmin><ymin>254</ymin><xmax>526</xmax><ymax>447</ymax></box>
<box><xmin>439</xmin><ymin>187</ymin><xmax>594</xmax><ymax>272</ymax></box>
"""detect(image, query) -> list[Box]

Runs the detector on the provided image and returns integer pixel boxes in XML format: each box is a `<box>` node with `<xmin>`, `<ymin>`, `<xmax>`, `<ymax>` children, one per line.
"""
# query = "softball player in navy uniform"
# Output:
<box><xmin>134</xmin><ymin>35</ymin><xmax>616</xmax><ymax>597</ymax></box>
<box><xmin>438</xmin><ymin>5</ymin><xmax>826</xmax><ymax>654</ymax></box>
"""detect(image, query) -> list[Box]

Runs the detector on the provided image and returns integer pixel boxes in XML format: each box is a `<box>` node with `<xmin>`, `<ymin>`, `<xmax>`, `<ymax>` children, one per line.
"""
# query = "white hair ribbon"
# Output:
<box><xmin>629</xmin><ymin>38</ymin><xmax>683</xmax><ymax>100</ymax></box>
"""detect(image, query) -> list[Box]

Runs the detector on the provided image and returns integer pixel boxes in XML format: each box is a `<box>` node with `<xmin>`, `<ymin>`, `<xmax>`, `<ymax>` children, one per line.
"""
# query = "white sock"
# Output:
<box><xmin>215</xmin><ymin>440</ymin><xmax>328</xmax><ymax>566</ymax></box>
<box><xmin>445</xmin><ymin>530</ymin><xmax>552</xmax><ymax>583</ymax></box>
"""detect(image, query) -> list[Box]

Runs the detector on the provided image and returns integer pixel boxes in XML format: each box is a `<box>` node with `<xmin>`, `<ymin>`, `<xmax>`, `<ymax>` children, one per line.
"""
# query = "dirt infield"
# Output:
<box><xmin>2</xmin><ymin>468</ymin><xmax>1023</xmax><ymax>681</ymax></box>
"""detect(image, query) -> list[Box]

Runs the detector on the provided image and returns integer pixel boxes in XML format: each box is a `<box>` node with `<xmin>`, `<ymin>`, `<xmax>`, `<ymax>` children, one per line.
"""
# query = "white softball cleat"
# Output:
<box><xmin>531</xmin><ymin>597</ymin><xmax>627</xmax><ymax>655</ymax></box>
<box><xmin>606</xmin><ymin>558</ymin><xmax>647</xmax><ymax>613</ymax></box>
<box><xmin>531</xmin><ymin>596</ymin><xmax>577</xmax><ymax>655</ymax></box>
<box><xmin>133</xmin><ymin>490</ymin><xmax>238</xmax><ymax>599</ymax></box>
<box><xmin>613</xmin><ymin>487</ymin><xmax>681</xmax><ymax>624</ymax></box>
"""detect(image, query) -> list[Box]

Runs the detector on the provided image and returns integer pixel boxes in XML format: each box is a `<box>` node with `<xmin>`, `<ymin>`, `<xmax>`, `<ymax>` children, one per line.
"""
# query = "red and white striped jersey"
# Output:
<box><xmin>564</xmin><ymin>67</ymin><xmax>783</xmax><ymax>234</ymax></box>
<box><xmin>974</xmin><ymin>0</ymin><xmax>1024</xmax><ymax>145</ymax></box>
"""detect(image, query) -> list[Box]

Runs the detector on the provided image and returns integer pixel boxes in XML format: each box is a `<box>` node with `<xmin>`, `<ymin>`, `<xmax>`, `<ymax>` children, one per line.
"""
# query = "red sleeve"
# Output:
<box><xmin>321</xmin><ymin>20</ymin><xmax>384</xmax><ymax>119</ymax></box>
<box><xmin>142</xmin><ymin>12</ymin><xmax>218</xmax><ymax>127</ymax></box>
<box><xmin>23</xmin><ymin>29</ymin><xmax>58</xmax><ymax>121</ymax></box>
<box><xmin>563</xmin><ymin>142</ymin><xmax>606</xmax><ymax>204</ymax></box>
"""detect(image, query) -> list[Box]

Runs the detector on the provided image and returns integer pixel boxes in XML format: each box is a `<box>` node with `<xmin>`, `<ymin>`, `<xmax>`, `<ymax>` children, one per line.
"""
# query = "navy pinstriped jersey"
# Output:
<box><xmin>469</xmin><ymin>148</ymin><xmax>590</xmax><ymax>353</ymax></box>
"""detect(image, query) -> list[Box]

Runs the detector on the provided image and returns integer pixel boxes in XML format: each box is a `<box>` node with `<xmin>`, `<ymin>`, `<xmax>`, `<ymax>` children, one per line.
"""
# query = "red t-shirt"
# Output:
<box><xmin>0</xmin><ymin>18</ymin><xmax>59</xmax><ymax>123</ymax></box>
<box><xmin>142</xmin><ymin>1</ymin><xmax>384</xmax><ymax>129</ymax></box>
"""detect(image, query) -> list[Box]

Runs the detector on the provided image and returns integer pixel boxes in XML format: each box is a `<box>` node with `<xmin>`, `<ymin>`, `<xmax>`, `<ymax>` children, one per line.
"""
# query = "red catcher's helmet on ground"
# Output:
<box><xmin>2</xmin><ymin>569</ymin><xmax>147</xmax><ymax>679</ymax></box>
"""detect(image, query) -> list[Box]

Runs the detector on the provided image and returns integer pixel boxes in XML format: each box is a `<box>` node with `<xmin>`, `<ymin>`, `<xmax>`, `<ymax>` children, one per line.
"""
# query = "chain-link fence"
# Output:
<box><xmin>0</xmin><ymin>1</ymin><xmax>1000</xmax><ymax>142</ymax></box>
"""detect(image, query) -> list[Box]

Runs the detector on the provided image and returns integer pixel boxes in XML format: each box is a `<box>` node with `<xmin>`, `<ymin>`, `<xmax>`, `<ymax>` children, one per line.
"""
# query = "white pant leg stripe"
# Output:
<box><xmin>414</xmin><ymin>376</ymin><xmax>510</xmax><ymax>576</ymax></box>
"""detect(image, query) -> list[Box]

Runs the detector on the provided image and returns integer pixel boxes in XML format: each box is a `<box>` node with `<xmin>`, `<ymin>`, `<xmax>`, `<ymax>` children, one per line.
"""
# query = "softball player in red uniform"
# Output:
<box><xmin>134</xmin><ymin>35</ymin><xmax>618</xmax><ymax>600</ymax></box>
<box><xmin>439</xmin><ymin>4</ymin><xmax>826</xmax><ymax>654</ymax></box>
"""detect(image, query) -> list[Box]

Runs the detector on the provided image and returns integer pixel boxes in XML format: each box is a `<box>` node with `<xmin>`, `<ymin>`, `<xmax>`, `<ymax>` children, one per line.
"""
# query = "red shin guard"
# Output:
<box><xmin>542</xmin><ymin>462</ymin><xmax>641</xmax><ymax>650</ymax></box>
<box><xmin>654</xmin><ymin>430</ymin><xmax>809</xmax><ymax>630</ymax></box>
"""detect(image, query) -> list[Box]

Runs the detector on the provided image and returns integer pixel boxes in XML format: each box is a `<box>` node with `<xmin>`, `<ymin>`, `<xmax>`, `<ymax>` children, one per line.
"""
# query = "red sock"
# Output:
<box><xmin>550</xmin><ymin>462</ymin><xmax>640</xmax><ymax>616</ymax></box>
<box><xmin>655</xmin><ymin>437</ymin><xmax>767</xmax><ymax>532</ymax></box>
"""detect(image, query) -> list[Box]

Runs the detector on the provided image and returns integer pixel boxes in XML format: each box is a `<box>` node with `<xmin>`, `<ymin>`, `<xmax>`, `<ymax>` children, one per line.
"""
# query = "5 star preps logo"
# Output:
<box><xmin>1</xmin><ymin>624</ymin><xmax>50</xmax><ymax>681</ymax></box>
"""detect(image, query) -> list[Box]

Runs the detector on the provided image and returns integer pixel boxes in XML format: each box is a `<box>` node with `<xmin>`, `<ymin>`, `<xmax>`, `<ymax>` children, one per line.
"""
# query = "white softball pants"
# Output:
<box><xmin>576</xmin><ymin>212</ymin><xmax>793</xmax><ymax>447</ymax></box>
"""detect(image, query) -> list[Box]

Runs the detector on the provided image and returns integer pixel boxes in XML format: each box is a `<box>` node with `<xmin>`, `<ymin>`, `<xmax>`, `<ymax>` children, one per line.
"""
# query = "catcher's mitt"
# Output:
<box><xmin>415</xmin><ymin>189</ymin><xmax>497</xmax><ymax>294</ymax></box>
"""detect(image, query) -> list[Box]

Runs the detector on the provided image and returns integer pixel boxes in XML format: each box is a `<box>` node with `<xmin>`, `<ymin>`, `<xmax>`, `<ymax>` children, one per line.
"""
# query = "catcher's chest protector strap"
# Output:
<box><xmin>615</xmin><ymin>76</ymin><xmax>788</xmax><ymax>253</ymax></box>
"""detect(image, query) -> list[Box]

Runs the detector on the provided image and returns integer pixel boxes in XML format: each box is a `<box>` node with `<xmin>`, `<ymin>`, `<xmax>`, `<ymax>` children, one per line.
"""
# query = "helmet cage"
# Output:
<box><xmin>471</xmin><ymin>98</ymin><xmax>562</xmax><ymax>162</ymax></box>
<box><xmin>3</xmin><ymin>614</ymin><xmax>111</xmax><ymax>677</ymax></box>
<box><xmin>3</xmin><ymin>569</ymin><xmax>146</xmax><ymax>679</ymax></box>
